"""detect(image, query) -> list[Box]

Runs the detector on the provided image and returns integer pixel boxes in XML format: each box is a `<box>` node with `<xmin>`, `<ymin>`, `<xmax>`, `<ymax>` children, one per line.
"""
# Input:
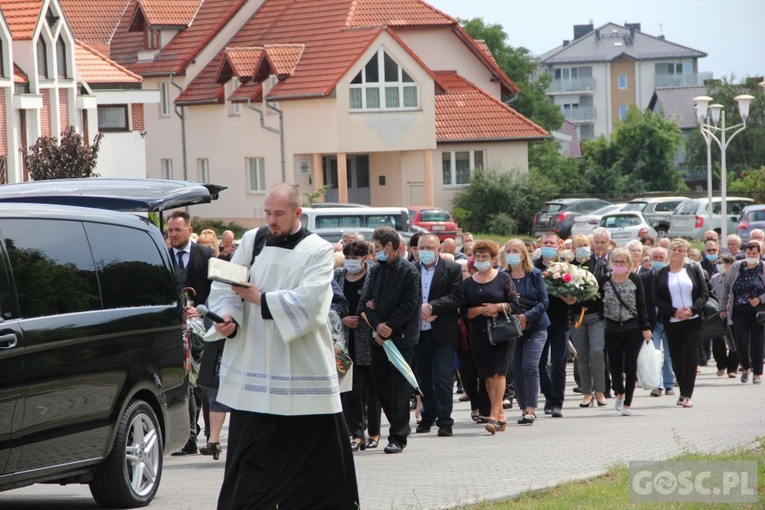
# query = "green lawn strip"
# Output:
<box><xmin>460</xmin><ymin>439</ymin><xmax>764</xmax><ymax>510</ymax></box>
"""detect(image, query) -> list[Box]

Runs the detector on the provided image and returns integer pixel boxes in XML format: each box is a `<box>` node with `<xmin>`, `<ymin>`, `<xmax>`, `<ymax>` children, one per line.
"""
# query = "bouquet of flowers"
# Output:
<box><xmin>541</xmin><ymin>261</ymin><xmax>600</xmax><ymax>301</ymax></box>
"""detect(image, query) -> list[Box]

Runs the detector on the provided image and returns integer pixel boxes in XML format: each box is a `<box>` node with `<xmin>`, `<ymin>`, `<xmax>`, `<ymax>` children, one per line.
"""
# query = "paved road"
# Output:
<box><xmin>1</xmin><ymin>364</ymin><xmax>763</xmax><ymax>509</ymax></box>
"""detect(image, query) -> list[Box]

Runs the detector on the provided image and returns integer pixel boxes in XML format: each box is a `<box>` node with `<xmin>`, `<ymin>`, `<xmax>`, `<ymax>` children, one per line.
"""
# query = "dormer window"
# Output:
<box><xmin>145</xmin><ymin>28</ymin><xmax>160</xmax><ymax>50</ymax></box>
<box><xmin>37</xmin><ymin>39</ymin><xmax>48</xmax><ymax>78</ymax></box>
<box><xmin>349</xmin><ymin>48</ymin><xmax>418</xmax><ymax>111</ymax></box>
<box><xmin>56</xmin><ymin>38</ymin><xmax>67</xmax><ymax>78</ymax></box>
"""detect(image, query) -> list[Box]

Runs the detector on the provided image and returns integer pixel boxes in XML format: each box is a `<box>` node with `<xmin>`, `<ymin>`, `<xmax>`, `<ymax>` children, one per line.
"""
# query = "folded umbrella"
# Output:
<box><xmin>361</xmin><ymin>312</ymin><xmax>423</xmax><ymax>396</ymax></box>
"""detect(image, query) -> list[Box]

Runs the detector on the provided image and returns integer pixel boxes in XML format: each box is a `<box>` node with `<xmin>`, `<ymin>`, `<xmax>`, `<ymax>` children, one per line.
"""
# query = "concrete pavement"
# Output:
<box><xmin>1</xmin><ymin>364</ymin><xmax>763</xmax><ymax>509</ymax></box>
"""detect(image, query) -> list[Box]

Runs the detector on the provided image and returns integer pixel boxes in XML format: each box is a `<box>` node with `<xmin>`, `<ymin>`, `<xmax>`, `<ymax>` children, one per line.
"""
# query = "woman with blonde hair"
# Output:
<box><xmin>198</xmin><ymin>229</ymin><xmax>220</xmax><ymax>257</ymax></box>
<box><xmin>464</xmin><ymin>240</ymin><xmax>517</xmax><ymax>434</ymax></box>
<box><xmin>505</xmin><ymin>238</ymin><xmax>549</xmax><ymax>424</ymax></box>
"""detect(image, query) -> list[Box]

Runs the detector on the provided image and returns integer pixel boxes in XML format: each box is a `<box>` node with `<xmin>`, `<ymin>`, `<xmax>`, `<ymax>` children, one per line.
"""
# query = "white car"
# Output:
<box><xmin>570</xmin><ymin>203</ymin><xmax>627</xmax><ymax>237</ymax></box>
<box><xmin>600</xmin><ymin>211</ymin><xmax>657</xmax><ymax>246</ymax></box>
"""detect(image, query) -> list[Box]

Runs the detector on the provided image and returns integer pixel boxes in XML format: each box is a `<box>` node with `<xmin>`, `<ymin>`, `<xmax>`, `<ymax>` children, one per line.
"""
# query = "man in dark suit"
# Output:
<box><xmin>414</xmin><ymin>233</ymin><xmax>464</xmax><ymax>437</ymax></box>
<box><xmin>166</xmin><ymin>210</ymin><xmax>215</xmax><ymax>455</ymax></box>
<box><xmin>642</xmin><ymin>246</ymin><xmax>675</xmax><ymax>397</ymax></box>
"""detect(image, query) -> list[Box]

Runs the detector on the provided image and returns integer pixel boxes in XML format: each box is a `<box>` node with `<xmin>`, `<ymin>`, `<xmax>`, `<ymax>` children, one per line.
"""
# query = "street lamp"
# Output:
<box><xmin>693</xmin><ymin>92</ymin><xmax>757</xmax><ymax>243</ymax></box>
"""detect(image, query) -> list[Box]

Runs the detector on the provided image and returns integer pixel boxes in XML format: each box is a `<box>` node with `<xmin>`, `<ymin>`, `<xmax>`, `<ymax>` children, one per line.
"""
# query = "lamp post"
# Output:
<box><xmin>693</xmin><ymin>91</ymin><xmax>758</xmax><ymax>242</ymax></box>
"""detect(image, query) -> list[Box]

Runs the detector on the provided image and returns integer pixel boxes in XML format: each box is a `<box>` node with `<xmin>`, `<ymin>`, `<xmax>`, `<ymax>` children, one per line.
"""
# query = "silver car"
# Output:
<box><xmin>735</xmin><ymin>204</ymin><xmax>765</xmax><ymax>243</ymax></box>
<box><xmin>570</xmin><ymin>203</ymin><xmax>627</xmax><ymax>237</ymax></box>
<box><xmin>600</xmin><ymin>211</ymin><xmax>657</xmax><ymax>246</ymax></box>
<box><xmin>668</xmin><ymin>197</ymin><xmax>753</xmax><ymax>241</ymax></box>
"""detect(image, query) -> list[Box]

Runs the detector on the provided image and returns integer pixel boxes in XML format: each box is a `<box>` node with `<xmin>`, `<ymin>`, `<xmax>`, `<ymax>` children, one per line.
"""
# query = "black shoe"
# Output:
<box><xmin>409</xmin><ymin>398</ymin><xmax>417</xmax><ymax>410</ymax></box>
<box><xmin>604</xmin><ymin>392</ymin><xmax>612</xmax><ymax>399</ymax></box>
<box><xmin>543</xmin><ymin>406</ymin><xmax>552</xmax><ymax>415</ymax></box>
<box><xmin>437</xmin><ymin>426</ymin><xmax>453</xmax><ymax>437</ymax></box>
<box><xmin>415</xmin><ymin>422</ymin><xmax>432</xmax><ymax>433</ymax></box>
<box><xmin>384</xmin><ymin>442</ymin><xmax>404</xmax><ymax>454</ymax></box>
<box><xmin>502</xmin><ymin>399</ymin><xmax>513</xmax><ymax>410</ymax></box>
<box><xmin>458</xmin><ymin>395</ymin><xmax>470</xmax><ymax>402</ymax></box>
<box><xmin>551</xmin><ymin>407</ymin><xmax>563</xmax><ymax>418</ymax></box>
<box><xmin>350</xmin><ymin>439</ymin><xmax>366</xmax><ymax>452</ymax></box>
<box><xmin>572</xmin><ymin>387</ymin><xmax>582</xmax><ymax>394</ymax></box>
<box><xmin>171</xmin><ymin>440</ymin><xmax>198</xmax><ymax>456</ymax></box>
<box><xmin>199</xmin><ymin>441</ymin><xmax>222</xmax><ymax>460</ymax></box>
<box><xmin>365</xmin><ymin>437</ymin><xmax>379</xmax><ymax>449</ymax></box>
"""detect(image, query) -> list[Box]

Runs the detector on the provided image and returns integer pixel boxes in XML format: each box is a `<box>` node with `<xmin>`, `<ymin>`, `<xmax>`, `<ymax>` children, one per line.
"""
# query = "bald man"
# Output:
<box><xmin>441</xmin><ymin>238</ymin><xmax>467</xmax><ymax>261</ymax></box>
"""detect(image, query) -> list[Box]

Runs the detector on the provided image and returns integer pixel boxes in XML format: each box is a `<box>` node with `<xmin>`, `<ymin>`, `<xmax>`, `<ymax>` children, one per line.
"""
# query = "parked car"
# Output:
<box><xmin>0</xmin><ymin>178</ymin><xmax>225</xmax><ymax>508</ymax></box>
<box><xmin>313</xmin><ymin>227</ymin><xmax>376</xmax><ymax>243</ymax></box>
<box><xmin>736</xmin><ymin>204</ymin><xmax>765</xmax><ymax>242</ymax></box>
<box><xmin>621</xmin><ymin>196</ymin><xmax>690</xmax><ymax>238</ymax></box>
<box><xmin>531</xmin><ymin>198</ymin><xmax>612</xmax><ymax>239</ymax></box>
<box><xmin>301</xmin><ymin>206</ymin><xmax>411</xmax><ymax>233</ymax></box>
<box><xmin>668</xmin><ymin>197</ymin><xmax>753</xmax><ymax>241</ymax></box>
<box><xmin>407</xmin><ymin>206</ymin><xmax>459</xmax><ymax>241</ymax></box>
<box><xmin>570</xmin><ymin>203</ymin><xmax>627</xmax><ymax>237</ymax></box>
<box><xmin>600</xmin><ymin>211</ymin><xmax>657</xmax><ymax>246</ymax></box>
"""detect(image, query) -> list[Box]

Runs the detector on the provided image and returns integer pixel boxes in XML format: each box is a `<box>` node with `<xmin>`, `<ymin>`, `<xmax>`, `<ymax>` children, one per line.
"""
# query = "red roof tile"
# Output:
<box><xmin>60</xmin><ymin>0</ymin><xmax>131</xmax><ymax>48</ymax></box>
<box><xmin>434</xmin><ymin>71</ymin><xmax>547</xmax><ymax>142</ymax></box>
<box><xmin>264</xmin><ymin>44</ymin><xmax>304</xmax><ymax>78</ymax></box>
<box><xmin>108</xmin><ymin>0</ymin><xmax>144</xmax><ymax>65</ymax></box>
<box><xmin>74</xmin><ymin>39</ymin><xmax>141</xmax><ymax>83</ymax></box>
<box><xmin>223</xmin><ymin>47</ymin><xmax>263</xmax><ymax>80</ymax></box>
<box><xmin>344</xmin><ymin>0</ymin><xmax>454</xmax><ymax>28</ymax></box>
<box><xmin>13</xmin><ymin>63</ymin><xmax>28</xmax><ymax>82</ymax></box>
<box><xmin>229</xmin><ymin>80</ymin><xmax>262</xmax><ymax>103</ymax></box>
<box><xmin>175</xmin><ymin>51</ymin><xmax>224</xmax><ymax>104</ymax></box>
<box><xmin>2</xmin><ymin>0</ymin><xmax>43</xmax><ymax>40</ymax></box>
<box><xmin>451</xmin><ymin>24</ymin><xmax>519</xmax><ymax>95</ymax></box>
<box><xmin>134</xmin><ymin>0</ymin><xmax>201</xmax><ymax>27</ymax></box>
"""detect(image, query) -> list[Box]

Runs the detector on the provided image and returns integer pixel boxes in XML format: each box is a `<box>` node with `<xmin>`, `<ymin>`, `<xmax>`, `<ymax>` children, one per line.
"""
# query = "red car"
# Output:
<box><xmin>408</xmin><ymin>206</ymin><xmax>459</xmax><ymax>241</ymax></box>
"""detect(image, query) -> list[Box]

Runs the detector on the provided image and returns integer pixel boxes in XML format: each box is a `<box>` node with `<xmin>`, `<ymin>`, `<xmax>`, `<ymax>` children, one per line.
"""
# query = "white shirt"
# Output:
<box><xmin>668</xmin><ymin>268</ymin><xmax>698</xmax><ymax>322</ymax></box>
<box><xmin>420</xmin><ymin>260</ymin><xmax>437</xmax><ymax>331</ymax></box>
<box><xmin>173</xmin><ymin>242</ymin><xmax>190</xmax><ymax>267</ymax></box>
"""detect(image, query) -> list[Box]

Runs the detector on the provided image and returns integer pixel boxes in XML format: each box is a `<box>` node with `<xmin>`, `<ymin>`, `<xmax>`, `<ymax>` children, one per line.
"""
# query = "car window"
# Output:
<box><xmin>623</xmin><ymin>202</ymin><xmax>647</xmax><ymax>212</ymax></box>
<box><xmin>542</xmin><ymin>203</ymin><xmax>564</xmax><ymax>213</ymax></box>
<box><xmin>583</xmin><ymin>201</ymin><xmax>608</xmax><ymax>213</ymax></box>
<box><xmin>408</xmin><ymin>210</ymin><xmax>415</xmax><ymax>220</ymax></box>
<box><xmin>654</xmin><ymin>201</ymin><xmax>682</xmax><ymax>212</ymax></box>
<box><xmin>0</xmin><ymin>243</ymin><xmax>16</xmax><ymax>320</ymax></box>
<box><xmin>750</xmin><ymin>210</ymin><xmax>765</xmax><ymax>222</ymax></box>
<box><xmin>420</xmin><ymin>210</ymin><xmax>451</xmax><ymax>222</ymax></box>
<box><xmin>602</xmin><ymin>215</ymin><xmax>640</xmax><ymax>228</ymax></box>
<box><xmin>728</xmin><ymin>201</ymin><xmax>748</xmax><ymax>215</ymax></box>
<box><xmin>85</xmin><ymin>223</ymin><xmax>176</xmax><ymax>308</ymax></box>
<box><xmin>676</xmin><ymin>201</ymin><xmax>700</xmax><ymax>215</ymax></box>
<box><xmin>316</xmin><ymin>215</ymin><xmax>363</xmax><ymax>229</ymax></box>
<box><xmin>2</xmin><ymin>219</ymin><xmax>100</xmax><ymax>318</ymax></box>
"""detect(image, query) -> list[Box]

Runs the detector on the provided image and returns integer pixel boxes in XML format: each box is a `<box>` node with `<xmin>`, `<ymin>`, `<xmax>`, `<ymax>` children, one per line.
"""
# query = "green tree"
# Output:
<box><xmin>460</xmin><ymin>18</ymin><xmax>563</xmax><ymax>133</ymax></box>
<box><xmin>21</xmin><ymin>126</ymin><xmax>103</xmax><ymax>180</ymax></box>
<box><xmin>528</xmin><ymin>139</ymin><xmax>586</xmax><ymax>194</ymax></box>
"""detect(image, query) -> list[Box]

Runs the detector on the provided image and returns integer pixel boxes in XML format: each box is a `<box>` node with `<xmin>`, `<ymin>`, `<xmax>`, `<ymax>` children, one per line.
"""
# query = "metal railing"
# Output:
<box><xmin>547</xmin><ymin>77</ymin><xmax>596</xmax><ymax>94</ymax></box>
<box><xmin>654</xmin><ymin>72</ymin><xmax>713</xmax><ymax>88</ymax></box>
<box><xmin>561</xmin><ymin>106</ymin><xmax>597</xmax><ymax>122</ymax></box>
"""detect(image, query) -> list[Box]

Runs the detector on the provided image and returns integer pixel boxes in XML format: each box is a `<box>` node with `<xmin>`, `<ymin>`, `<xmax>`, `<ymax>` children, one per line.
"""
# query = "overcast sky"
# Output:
<box><xmin>427</xmin><ymin>0</ymin><xmax>763</xmax><ymax>81</ymax></box>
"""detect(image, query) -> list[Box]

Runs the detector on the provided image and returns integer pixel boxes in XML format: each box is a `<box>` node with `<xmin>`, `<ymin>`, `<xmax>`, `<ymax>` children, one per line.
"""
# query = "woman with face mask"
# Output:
<box><xmin>719</xmin><ymin>242</ymin><xmax>765</xmax><ymax>385</ymax></box>
<box><xmin>504</xmin><ymin>239</ymin><xmax>549</xmax><ymax>425</ymax></box>
<box><xmin>463</xmin><ymin>240</ymin><xmax>516</xmax><ymax>434</ymax></box>
<box><xmin>601</xmin><ymin>248</ymin><xmax>652</xmax><ymax>416</ymax></box>
<box><xmin>708</xmin><ymin>253</ymin><xmax>739</xmax><ymax>379</ymax></box>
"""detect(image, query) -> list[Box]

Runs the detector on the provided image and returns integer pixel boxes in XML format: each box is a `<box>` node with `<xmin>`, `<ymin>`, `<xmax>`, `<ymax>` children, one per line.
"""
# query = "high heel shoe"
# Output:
<box><xmin>485</xmin><ymin>419</ymin><xmax>499</xmax><ymax>435</ymax></box>
<box><xmin>199</xmin><ymin>441</ymin><xmax>222</xmax><ymax>460</ymax></box>
<box><xmin>350</xmin><ymin>439</ymin><xmax>366</xmax><ymax>452</ymax></box>
<box><xmin>579</xmin><ymin>399</ymin><xmax>594</xmax><ymax>408</ymax></box>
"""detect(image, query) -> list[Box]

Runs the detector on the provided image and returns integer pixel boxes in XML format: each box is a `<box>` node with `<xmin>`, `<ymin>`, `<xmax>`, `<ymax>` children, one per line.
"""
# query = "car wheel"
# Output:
<box><xmin>656</xmin><ymin>227</ymin><xmax>669</xmax><ymax>238</ymax></box>
<box><xmin>89</xmin><ymin>400</ymin><xmax>163</xmax><ymax>508</ymax></box>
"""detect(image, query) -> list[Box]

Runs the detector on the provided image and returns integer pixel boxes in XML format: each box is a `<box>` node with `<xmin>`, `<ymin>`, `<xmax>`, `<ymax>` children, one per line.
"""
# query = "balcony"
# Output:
<box><xmin>560</xmin><ymin>106</ymin><xmax>597</xmax><ymax>123</ymax></box>
<box><xmin>654</xmin><ymin>72</ymin><xmax>713</xmax><ymax>88</ymax></box>
<box><xmin>547</xmin><ymin>77</ymin><xmax>596</xmax><ymax>94</ymax></box>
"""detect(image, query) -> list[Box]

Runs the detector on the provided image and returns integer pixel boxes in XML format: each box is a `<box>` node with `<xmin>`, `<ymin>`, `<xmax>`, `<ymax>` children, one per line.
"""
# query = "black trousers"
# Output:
<box><xmin>732</xmin><ymin>304</ymin><xmax>765</xmax><ymax>375</ymax></box>
<box><xmin>371</xmin><ymin>343</ymin><xmax>413</xmax><ymax>447</ymax></box>
<box><xmin>340</xmin><ymin>364</ymin><xmax>381</xmax><ymax>440</ymax></box>
<box><xmin>665</xmin><ymin>318</ymin><xmax>702</xmax><ymax>399</ymax></box>
<box><xmin>712</xmin><ymin>330</ymin><xmax>739</xmax><ymax>374</ymax></box>
<box><xmin>605</xmin><ymin>329</ymin><xmax>644</xmax><ymax>407</ymax></box>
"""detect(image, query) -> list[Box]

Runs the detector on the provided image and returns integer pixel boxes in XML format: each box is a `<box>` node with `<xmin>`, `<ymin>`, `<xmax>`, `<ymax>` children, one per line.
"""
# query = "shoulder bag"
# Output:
<box><xmin>605</xmin><ymin>278</ymin><xmax>640</xmax><ymax>333</ymax></box>
<box><xmin>487</xmin><ymin>309</ymin><xmax>522</xmax><ymax>346</ymax></box>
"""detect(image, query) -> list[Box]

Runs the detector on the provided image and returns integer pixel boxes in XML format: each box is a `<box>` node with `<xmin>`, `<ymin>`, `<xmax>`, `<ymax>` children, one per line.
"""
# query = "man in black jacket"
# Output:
<box><xmin>362</xmin><ymin>226</ymin><xmax>421</xmax><ymax>454</ymax></box>
<box><xmin>414</xmin><ymin>234</ymin><xmax>464</xmax><ymax>437</ymax></box>
<box><xmin>641</xmin><ymin>246</ymin><xmax>676</xmax><ymax>397</ymax></box>
<box><xmin>166</xmin><ymin>210</ymin><xmax>215</xmax><ymax>455</ymax></box>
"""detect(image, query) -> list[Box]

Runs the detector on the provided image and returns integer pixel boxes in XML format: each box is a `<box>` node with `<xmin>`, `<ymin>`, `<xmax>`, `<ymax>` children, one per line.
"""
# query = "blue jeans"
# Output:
<box><xmin>539</xmin><ymin>323</ymin><xmax>569</xmax><ymax>408</ymax></box>
<box><xmin>513</xmin><ymin>328</ymin><xmax>547</xmax><ymax>410</ymax></box>
<box><xmin>570</xmin><ymin>314</ymin><xmax>606</xmax><ymax>393</ymax></box>
<box><xmin>652</xmin><ymin>322</ymin><xmax>675</xmax><ymax>389</ymax></box>
<box><xmin>415</xmin><ymin>331</ymin><xmax>457</xmax><ymax>427</ymax></box>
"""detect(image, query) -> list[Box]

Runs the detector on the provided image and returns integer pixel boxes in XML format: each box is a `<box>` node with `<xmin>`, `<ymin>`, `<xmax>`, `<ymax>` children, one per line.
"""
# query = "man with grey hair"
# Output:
<box><xmin>726</xmin><ymin>234</ymin><xmax>742</xmax><ymax>258</ymax></box>
<box><xmin>644</xmin><ymin>246</ymin><xmax>675</xmax><ymax>397</ymax></box>
<box><xmin>591</xmin><ymin>227</ymin><xmax>611</xmax><ymax>264</ymax></box>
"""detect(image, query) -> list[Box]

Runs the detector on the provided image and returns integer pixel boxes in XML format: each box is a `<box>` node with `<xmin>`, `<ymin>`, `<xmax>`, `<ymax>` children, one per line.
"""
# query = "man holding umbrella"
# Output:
<box><xmin>363</xmin><ymin>226</ymin><xmax>421</xmax><ymax>454</ymax></box>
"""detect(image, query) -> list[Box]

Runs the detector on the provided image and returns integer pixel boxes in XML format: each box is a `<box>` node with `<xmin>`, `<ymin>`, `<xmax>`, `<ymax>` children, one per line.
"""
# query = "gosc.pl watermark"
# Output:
<box><xmin>629</xmin><ymin>461</ymin><xmax>758</xmax><ymax>503</ymax></box>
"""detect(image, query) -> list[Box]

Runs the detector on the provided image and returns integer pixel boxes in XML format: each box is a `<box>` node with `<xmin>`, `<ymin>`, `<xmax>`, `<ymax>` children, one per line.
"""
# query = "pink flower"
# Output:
<box><xmin>552</xmin><ymin>272</ymin><xmax>561</xmax><ymax>279</ymax></box>
<box><xmin>562</xmin><ymin>273</ymin><xmax>572</xmax><ymax>283</ymax></box>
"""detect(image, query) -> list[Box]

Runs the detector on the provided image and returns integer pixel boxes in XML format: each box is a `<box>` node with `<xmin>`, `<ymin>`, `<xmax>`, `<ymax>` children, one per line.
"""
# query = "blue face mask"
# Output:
<box><xmin>506</xmin><ymin>254</ymin><xmax>522</xmax><ymax>267</ymax></box>
<box><xmin>575</xmin><ymin>247</ymin><xmax>591</xmax><ymax>260</ymax></box>
<box><xmin>706</xmin><ymin>253</ymin><xmax>719</xmax><ymax>262</ymax></box>
<box><xmin>651</xmin><ymin>260</ymin><xmax>668</xmax><ymax>271</ymax></box>
<box><xmin>419</xmin><ymin>250</ymin><xmax>436</xmax><ymax>265</ymax></box>
<box><xmin>375</xmin><ymin>250</ymin><xmax>388</xmax><ymax>262</ymax></box>
<box><xmin>474</xmin><ymin>260</ymin><xmax>492</xmax><ymax>272</ymax></box>
<box><xmin>344</xmin><ymin>259</ymin><xmax>363</xmax><ymax>274</ymax></box>
<box><xmin>541</xmin><ymin>247</ymin><xmax>558</xmax><ymax>260</ymax></box>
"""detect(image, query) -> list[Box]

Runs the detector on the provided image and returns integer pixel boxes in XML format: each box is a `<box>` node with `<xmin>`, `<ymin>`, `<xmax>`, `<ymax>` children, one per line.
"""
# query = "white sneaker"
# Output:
<box><xmin>615</xmin><ymin>396</ymin><xmax>624</xmax><ymax>411</ymax></box>
<box><xmin>621</xmin><ymin>408</ymin><xmax>632</xmax><ymax>416</ymax></box>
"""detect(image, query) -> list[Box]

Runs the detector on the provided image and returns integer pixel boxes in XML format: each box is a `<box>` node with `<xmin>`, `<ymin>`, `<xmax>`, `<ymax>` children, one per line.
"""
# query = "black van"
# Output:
<box><xmin>0</xmin><ymin>179</ymin><xmax>225</xmax><ymax>508</ymax></box>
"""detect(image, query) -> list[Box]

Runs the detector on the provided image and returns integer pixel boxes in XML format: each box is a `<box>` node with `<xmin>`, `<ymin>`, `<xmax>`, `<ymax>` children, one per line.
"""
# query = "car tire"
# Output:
<box><xmin>89</xmin><ymin>400</ymin><xmax>164</xmax><ymax>508</ymax></box>
<box><xmin>656</xmin><ymin>227</ymin><xmax>669</xmax><ymax>238</ymax></box>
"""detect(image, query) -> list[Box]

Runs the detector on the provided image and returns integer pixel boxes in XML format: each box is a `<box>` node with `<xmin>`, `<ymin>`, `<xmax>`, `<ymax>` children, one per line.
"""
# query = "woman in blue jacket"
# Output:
<box><xmin>505</xmin><ymin>239</ymin><xmax>550</xmax><ymax>424</ymax></box>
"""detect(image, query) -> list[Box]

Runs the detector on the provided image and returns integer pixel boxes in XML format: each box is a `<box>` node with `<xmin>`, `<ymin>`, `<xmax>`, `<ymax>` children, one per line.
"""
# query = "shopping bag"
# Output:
<box><xmin>637</xmin><ymin>341</ymin><xmax>662</xmax><ymax>390</ymax></box>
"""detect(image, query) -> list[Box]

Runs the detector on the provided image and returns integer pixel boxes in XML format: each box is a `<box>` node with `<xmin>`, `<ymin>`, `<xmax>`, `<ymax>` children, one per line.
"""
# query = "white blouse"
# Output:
<box><xmin>668</xmin><ymin>268</ymin><xmax>697</xmax><ymax>322</ymax></box>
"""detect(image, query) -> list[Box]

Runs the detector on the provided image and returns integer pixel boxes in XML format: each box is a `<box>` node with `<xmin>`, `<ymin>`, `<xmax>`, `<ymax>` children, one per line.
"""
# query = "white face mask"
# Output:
<box><xmin>344</xmin><ymin>259</ymin><xmax>363</xmax><ymax>274</ymax></box>
<box><xmin>473</xmin><ymin>260</ymin><xmax>492</xmax><ymax>272</ymax></box>
<box><xmin>746</xmin><ymin>257</ymin><xmax>760</xmax><ymax>266</ymax></box>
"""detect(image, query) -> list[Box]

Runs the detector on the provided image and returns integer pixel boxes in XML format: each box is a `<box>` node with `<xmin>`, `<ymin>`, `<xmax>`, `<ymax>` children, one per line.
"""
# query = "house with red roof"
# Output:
<box><xmin>0</xmin><ymin>0</ymin><xmax>159</xmax><ymax>183</ymax></box>
<box><xmin>62</xmin><ymin>0</ymin><xmax>547</xmax><ymax>224</ymax></box>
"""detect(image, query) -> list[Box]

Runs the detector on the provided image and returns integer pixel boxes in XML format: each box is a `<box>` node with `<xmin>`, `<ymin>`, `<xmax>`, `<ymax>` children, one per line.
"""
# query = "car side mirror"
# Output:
<box><xmin>731</xmin><ymin>216</ymin><xmax>739</xmax><ymax>222</ymax></box>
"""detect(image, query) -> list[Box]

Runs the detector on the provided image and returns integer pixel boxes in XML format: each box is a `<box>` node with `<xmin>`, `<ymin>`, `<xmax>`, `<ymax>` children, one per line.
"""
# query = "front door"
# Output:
<box><xmin>322</xmin><ymin>155</ymin><xmax>370</xmax><ymax>205</ymax></box>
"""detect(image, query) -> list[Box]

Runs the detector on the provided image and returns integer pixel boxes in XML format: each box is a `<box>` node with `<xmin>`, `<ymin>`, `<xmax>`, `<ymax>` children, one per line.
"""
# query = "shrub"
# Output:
<box><xmin>21</xmin><ymin>126</ymin><xmax>103</xmax><ymax>180</ymax></box>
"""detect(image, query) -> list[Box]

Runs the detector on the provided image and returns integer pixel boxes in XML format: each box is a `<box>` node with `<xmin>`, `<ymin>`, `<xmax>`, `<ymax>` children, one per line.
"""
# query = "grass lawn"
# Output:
<box><xmin>460</xmin><ymin>439</ymin><xmax>764</xmax><ymax>509</ymax></box>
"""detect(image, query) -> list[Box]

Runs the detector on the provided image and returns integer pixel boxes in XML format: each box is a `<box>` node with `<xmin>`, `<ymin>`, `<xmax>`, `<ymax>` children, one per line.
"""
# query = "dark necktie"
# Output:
<box><xmin>177</xmin><ymin>251</ymin><xmax>185</xmax><ymax>269</ymax></box>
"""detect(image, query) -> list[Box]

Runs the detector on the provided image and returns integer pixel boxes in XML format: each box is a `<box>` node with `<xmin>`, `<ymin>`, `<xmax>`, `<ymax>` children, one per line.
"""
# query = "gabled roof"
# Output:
<box><xmin>74</xmin><ymin>39</ymin><xmax>142</xmax><ymax>84</ymax></box>
<box><xmin>220</xmin><ymin>47</ymin><xmax>264</xmax><ymax>81</ymax></box>
<box><xmin>229</xmin><ymin>79</ymin><xmax>262</xmax><ymax>103</ymax></box>
<box><xmin>13</xmin><ymin>63</ymin><xmax>28</xmax><ymax>82</ymax></box>
<box><xmin>1</xmin><ymin>0</ymin><xmax>43</xmax><ymax>40</ymax></box>
<box><xmin>434</xmin><ymin>71</ymin><xmax>547</xmax><ymax>143</ymax></box>
<box><xmin>131</xmin><ymin>0</ymin><xmax>202</xmax><ymax>27</ymax></box>
<box><xmin>176</xmin><ymin>0</ymin><xmax>519</xmax><ymax>106</ymax></box>
<box><xmin>648</xmin><ymin>85</ymin><xmax>706</xmax><ymax>130</ymax></box>
<box><xmin>264</xmin><ymin>43</ymin><xmax>304</xmax><ymax>78</ymax></box>
<box><xmin>539</xmin><ymin>23</ymin><xmax>706</xmax><ymax>65</ymax></box>
<box><xmin>60</xmin><ymin>0</ymin><xmax>131</xmax><ymax>52</ymax></box>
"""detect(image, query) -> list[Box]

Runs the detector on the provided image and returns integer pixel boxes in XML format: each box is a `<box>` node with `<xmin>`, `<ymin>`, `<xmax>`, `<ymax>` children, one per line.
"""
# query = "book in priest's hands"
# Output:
<box><xmin>207</xmin><ymin>257</ymin><xmax>252</xmax><ymax>288</ymax></box>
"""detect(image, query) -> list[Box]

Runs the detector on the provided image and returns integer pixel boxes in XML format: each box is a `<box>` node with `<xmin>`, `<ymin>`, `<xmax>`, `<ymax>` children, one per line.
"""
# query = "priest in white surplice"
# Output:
<box><xmin>206</xmin><ymin>183</ymin><xmax>359</xmax><ymax>510</ymax></box>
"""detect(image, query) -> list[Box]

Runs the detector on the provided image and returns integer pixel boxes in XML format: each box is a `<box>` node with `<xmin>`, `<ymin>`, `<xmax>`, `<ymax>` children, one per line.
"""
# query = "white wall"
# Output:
<box><xmin>143</xmin><ymin>76</ymin><xmax>185</xmax><ymax>181</ymax></box>
<box><xmin>96</xmin><ymin>131</ymin><xmax>147</xmax><ymax>178</ymax></box>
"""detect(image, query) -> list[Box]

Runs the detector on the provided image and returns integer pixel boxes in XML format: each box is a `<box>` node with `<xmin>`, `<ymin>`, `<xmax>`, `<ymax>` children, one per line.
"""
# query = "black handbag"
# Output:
<box><xmin>755</xmin><ymin>304</ymin><xmax>765</xmax><ymax>325</ymax></box>
<box><xmin>700</xmin><ymin>292</ymin><xmax>725</xmax><ymax>340</ymax></box>
<box><xmin>487</xmin><ymin>310</ymin><xmax>522</xmax><ymax>346</ymax></box>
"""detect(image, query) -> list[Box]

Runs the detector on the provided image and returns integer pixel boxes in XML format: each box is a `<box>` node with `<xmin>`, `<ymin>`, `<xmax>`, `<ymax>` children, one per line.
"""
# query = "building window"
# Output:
<box><xmin>246</xmin><ymin>157</ymin><xmax>266</xmax><ymax>192</ymax></box>
<box><xmin>227</xmin><ymin>77</ymin><xmax>241</xmax><ymax>116</ymax></box>
<box><xmin>197</xmin><ymin>158</ymin><xmax>209</xmax><ymax>183</ymax></box>
<box><xmin>97</xmin><ymin>105</ymin><xmax>129</xmax><ymax>131</ymax></box>
<box><xmin>145</xmin><ymin>28</ymin><xmax>160</xmax><ymax>50</ymax></box>
<box><xmin>349</xmin><ymin>48</ymin><xmax>418</xmax><ymax>111</ymax></box>
<box><xmin>159</xmin><ymin>82</ymin><xmax>170</xmax><ymax>117</ymax></box>
<box><xmin>161</xmin><ymin>159</ymin><xmax>173</xmax><ymax>179</ymax></box>
<box><xmin>442</xmin><ymin>150</ymin><xmax>484</xmax><ymax>187</ymax></box>
<box><xmin>618</xmin><ymin>74</ymin><xmax>627</xmax><ymax>89</ymax></box>
<box><xmin>619</xmin><ymin>105</ymin><xmax>629</xmax><ymax>120</ymax></box>
<box><xmin>55</xmin><ymin>38</ymin><xmax>67</xmax><ymax>78</ymax></box>
<box><xmin>0</xmin><ymin>40</ymin><xmax>4</xmax><ymax>78</ymax></box>
<box><xmin>37</xmin><ymin>38</ymin><xmax>48</xmax><ymax>78</ymax></box>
